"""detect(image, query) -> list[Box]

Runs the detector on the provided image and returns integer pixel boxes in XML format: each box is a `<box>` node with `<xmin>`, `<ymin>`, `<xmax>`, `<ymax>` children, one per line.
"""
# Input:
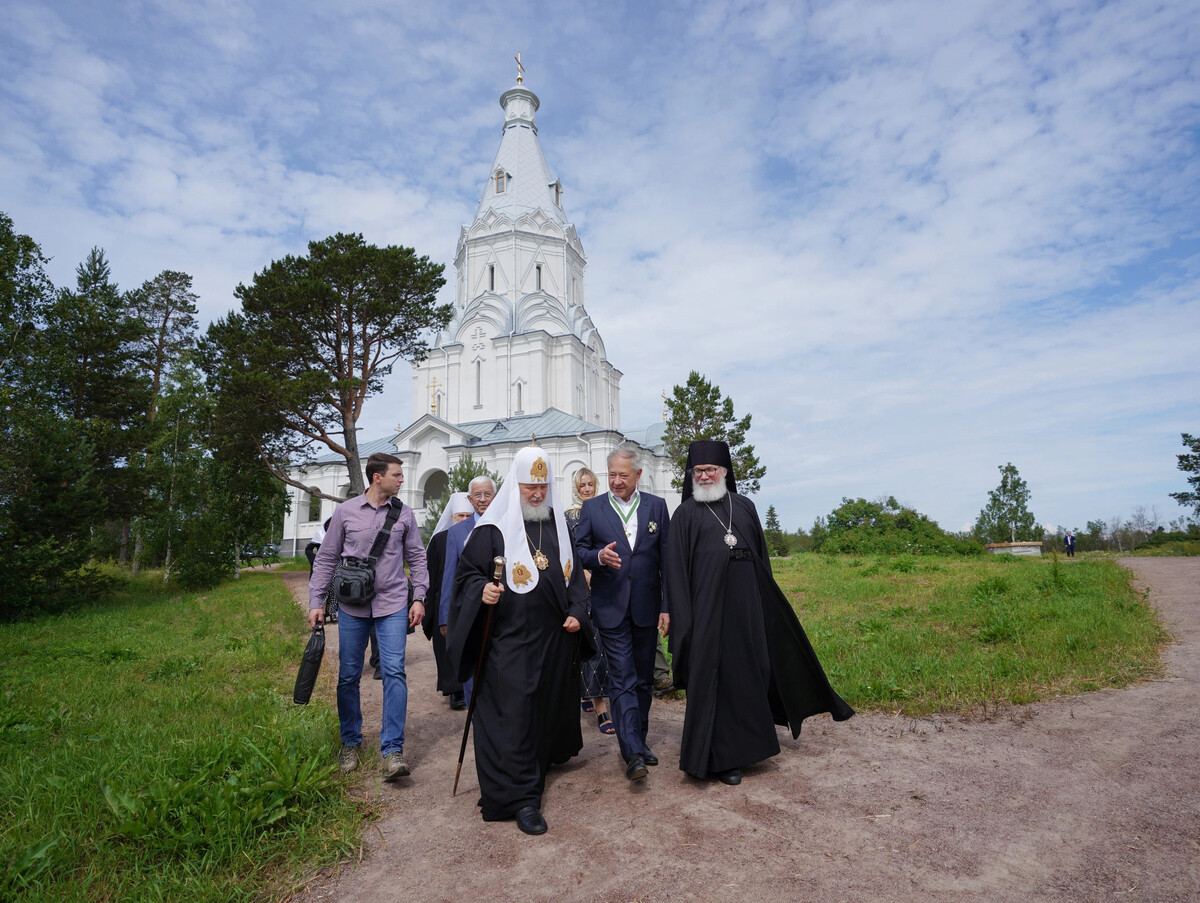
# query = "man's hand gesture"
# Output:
<box><xmin>598</xmin><ymin>541</ymin><xmax>622</xmax><ymax>569</ymax></box>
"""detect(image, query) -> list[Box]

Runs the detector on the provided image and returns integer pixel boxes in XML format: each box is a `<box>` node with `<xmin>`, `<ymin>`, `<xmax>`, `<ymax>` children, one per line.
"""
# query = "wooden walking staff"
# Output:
<box><xmin>453</xmin><ymin>556</ymin><xmax>505</xmax><ymax>796</ymax></box>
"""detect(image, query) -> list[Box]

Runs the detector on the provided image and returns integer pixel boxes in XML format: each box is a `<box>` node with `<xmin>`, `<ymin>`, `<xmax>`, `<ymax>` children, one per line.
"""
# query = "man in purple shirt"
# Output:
<box><xmin>309</xmin><ymin>452</ymin><xmax>429</xmax><ymax>781</ymax></box>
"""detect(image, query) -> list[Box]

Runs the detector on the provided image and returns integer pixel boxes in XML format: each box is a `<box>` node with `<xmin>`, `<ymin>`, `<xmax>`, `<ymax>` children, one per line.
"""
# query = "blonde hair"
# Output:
<box><xmin>571</xmin><ymin>466</ymin><xmax>598</xmax><ymax>508</ymax></box>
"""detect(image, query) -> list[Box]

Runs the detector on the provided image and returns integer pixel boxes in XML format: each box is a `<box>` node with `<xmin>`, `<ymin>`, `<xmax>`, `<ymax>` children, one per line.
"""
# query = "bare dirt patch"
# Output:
<box><xmin>281</xmin><ymin>558</ymin><xmax>1200</xmax><ymax>903</ymax></box>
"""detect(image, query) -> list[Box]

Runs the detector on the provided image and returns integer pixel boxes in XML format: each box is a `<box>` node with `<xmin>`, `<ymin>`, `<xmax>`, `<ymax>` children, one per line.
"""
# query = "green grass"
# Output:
<box><xmin>773</xmin><ymin>554</ymin><xmax>1169</xmax><ymax>715</ymax></box>
<box><xmin>0</xmin><ymin>573</ymin><xmax>366</xmax><ymax>902</ymax></box>
<box><xmin>2</xmin><ymin>554</ymin><xmax>1170</xmax><ymax>897</ymax></box>
<box><xmin>1130</xmin><ymin>540</ymin><xmax>1200</xmax><ymax>556</ymax></box>
<box><xmin>273</xmin><ymin>555</ymin><xmax>312</xmax><ymax>572</ymax></box>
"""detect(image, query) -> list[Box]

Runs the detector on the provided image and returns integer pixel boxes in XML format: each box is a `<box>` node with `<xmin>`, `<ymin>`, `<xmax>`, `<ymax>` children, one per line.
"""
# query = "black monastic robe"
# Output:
<box><xmin>667</xmin><ymin>493</ymin><xmax>854</xmax><ymax>779</ymax></box>
<box><xmin>421</xmin><ymin>529</ymin><xmax>462</xmax><ymax>695</ymax></box>
<box><xmin>448</xmin><ymin>517</ymin><xmax>594</xmax><ymax>820</ymax></box>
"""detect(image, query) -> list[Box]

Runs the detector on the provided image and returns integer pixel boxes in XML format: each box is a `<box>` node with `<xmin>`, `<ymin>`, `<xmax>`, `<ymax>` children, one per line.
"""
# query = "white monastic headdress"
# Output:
<box><xmin>431</xmin><ymin>491</ymin><xmax>473</xmax><ymax>537</ymax></box>
<box><xmin>477</xmin><ymin>446</ymin><xmax>572</xmax><ymax>594</ymax></box>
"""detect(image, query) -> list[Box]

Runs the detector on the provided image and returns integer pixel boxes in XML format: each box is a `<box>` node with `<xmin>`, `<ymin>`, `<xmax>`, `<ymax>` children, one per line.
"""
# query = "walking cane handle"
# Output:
<box><xmin>491</xmin><ymin>557</ymin><xmax>505</xmax><ymax>584</ymax></box>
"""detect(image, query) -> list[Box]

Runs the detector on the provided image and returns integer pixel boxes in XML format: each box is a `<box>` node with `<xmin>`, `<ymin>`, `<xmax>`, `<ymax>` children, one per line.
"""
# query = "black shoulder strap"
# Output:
<box><xmin>366</xmin><ymin>501</ymin><xmax>403</xmax><ymax>564</ymax></box>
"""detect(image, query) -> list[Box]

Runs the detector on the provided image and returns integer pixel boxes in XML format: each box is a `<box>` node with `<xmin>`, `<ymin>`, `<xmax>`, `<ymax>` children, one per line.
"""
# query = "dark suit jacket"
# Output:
<box><xmin>575</xmin><ymin>491</ymin><xmax>670</xmax><ymax>630</ymax></box>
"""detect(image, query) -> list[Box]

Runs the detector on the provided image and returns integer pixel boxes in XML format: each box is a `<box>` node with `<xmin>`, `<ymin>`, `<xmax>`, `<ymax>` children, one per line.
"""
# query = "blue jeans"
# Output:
<box><xmin>337</xmin><ymin>609</ymin><xmax>408</xmax><ymax>756</ymax></box>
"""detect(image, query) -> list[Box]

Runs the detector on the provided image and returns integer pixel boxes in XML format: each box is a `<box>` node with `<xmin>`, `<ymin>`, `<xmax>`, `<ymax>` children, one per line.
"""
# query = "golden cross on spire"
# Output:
<box><xmin>514</xmin><ymin>51</ymin><xmax>525</xmax><ymax>85</ymax></box>
<box><xmin>429</xmin><ymin>375</ymin><xmax>440</xmax><ymax>414</ymax></box>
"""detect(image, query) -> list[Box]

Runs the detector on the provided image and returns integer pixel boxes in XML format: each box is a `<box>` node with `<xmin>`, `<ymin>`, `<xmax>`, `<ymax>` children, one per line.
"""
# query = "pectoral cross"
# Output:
<box><xmin>515</xmin><ymin>52</ymin><xmax>525</xmax><ymax>85</ymax></box>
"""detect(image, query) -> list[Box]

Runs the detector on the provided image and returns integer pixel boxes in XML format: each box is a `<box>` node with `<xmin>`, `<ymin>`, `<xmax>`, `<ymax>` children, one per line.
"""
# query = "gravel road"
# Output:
<box><xmin>281</xmin><ymin>557</ymin><xmax>1200</xmax><ymax>903</ymax></box>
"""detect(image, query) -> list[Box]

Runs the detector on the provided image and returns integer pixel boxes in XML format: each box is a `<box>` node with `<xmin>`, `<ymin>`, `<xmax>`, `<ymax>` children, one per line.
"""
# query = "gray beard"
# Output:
<box><xmin>521</xmin><ymin>502</ymin><xmax>551</xmax><ymax>522</ymax></box>
<box><xmin>692</xmin><ymin>481</ymin><xmax>728</xmax><ymax>504</ymax></box>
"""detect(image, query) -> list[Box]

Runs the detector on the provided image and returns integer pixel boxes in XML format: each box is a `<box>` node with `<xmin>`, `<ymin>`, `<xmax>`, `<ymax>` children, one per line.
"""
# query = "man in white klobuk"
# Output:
<box><xmin>447</xmin><ymin>446</ymin><xmax>594</xmax><ymax>835</ymax></box>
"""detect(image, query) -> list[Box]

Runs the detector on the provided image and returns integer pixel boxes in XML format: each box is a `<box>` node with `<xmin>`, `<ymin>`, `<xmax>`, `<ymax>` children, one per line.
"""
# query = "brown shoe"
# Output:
<box><xmin>382</xmin><ymin>752</ymin><xmax>410</xmax><ymax>781</ymax></box>
<box><xmin>338</xmin><ymin>744</ymin><xmax>360</xmax><ymax>774</ymax></box>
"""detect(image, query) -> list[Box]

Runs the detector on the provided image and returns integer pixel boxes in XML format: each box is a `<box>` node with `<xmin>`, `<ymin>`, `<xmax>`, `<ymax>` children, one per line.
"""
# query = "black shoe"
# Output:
<box><xmin>717</xmin><ymin>768</ymin><xmax>742</xmax><ymax>785</ymax></box>
<box><xmin>515</xmin><ymin>806</ymin><xmax>547</xmax><ymax>835</ymax></box>
<box><xmin>373</xmin><ymin>667</ymin><xmax>382</xmax><ymax>680</ymax></box>
<box><xmin>449</xmin><ymin>692</ymin><xmax>466</xmax><ymax>710</ymax></box>
<box><xmin>642</xmin><ymin>748</ymin><xmax>659</xmax><ymax>767</ymax></box>
<box><xmin>625</xmin><ymin>754</ymin><xmax>649</xmax><ymax>781</ymax></box>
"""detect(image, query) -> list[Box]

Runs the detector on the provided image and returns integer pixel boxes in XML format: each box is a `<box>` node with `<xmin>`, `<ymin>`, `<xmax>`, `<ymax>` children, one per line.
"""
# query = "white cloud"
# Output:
<box><xmin>1</xmin><ymin>0</ymin><xmax>1197</xmax><ymax>532</ymax></box>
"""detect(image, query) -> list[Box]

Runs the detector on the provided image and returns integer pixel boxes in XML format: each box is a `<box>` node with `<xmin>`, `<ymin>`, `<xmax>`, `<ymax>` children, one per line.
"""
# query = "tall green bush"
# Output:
<box><xmin>821</xmin><ymin>496</ymin><xmax>982</xmax><ymax>556</ymax></box>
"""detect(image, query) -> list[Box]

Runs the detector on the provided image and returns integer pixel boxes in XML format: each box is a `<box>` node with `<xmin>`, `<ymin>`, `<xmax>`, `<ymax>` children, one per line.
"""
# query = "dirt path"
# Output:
<box><xmin>281</xmin><ymin>558</ymin><xmax>1200</xmax><ymax>903</ymax></box>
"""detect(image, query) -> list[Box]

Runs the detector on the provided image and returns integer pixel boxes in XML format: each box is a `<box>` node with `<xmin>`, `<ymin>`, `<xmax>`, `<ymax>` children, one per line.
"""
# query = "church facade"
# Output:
<box><xmin>279</xmin><ymin>77</ymin><xmax>677</xmax><ymax>554</ymax></box>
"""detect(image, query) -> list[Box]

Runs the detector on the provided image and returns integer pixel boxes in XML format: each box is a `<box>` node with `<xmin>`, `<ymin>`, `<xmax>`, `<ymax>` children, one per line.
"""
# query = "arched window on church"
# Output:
<box><xmin>553</xmin><ymin>181</ymin><xmax>562</xmax><ymax>206</ymax></box>
<box><xmin>474</xmin><ymin>359</ymin><xmax>483</xmax><ymax>408</ymax></box>
<box><xmin>535</xmin><ymin>264</ymin><xmax>542</xmax><ymax>291</ymax></box>
<box><xmin>308</xmin><ymin>487</ymin><xmax>322</xmax><ymax>523</ymax></box>
<box><xmin>488</xmin><ymin>265</ymin><xmax>495</xmax><ymax>292</ymax></box>
<box><xmin>495</xmin><ymin>170</ymin><xmax>506</xmax><ymax>194</ymax></box>
<box><xmin>514</xmin><ymin>381</ymin><xmax>523</xmax><ymax>414</ymax></box>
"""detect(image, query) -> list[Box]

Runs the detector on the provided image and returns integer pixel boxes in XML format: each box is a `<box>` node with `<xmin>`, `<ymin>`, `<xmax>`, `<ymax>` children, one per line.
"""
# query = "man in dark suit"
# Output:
<box><xmin>575</xmin><ymin>447</ymin><xmax>671</xmax><ymax>782</ymax></box>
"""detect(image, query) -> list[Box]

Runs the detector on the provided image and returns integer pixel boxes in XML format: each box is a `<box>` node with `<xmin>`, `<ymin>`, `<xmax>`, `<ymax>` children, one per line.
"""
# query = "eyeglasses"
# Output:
<box><xmin>692</xmin><ymin>466</ymin><xmax>722</xmax><ymax>476</ymax></box>
<box><xmin>469</xmin><ymin>491</ymin><xmax>495</xmax><ymax>500</ymax></box>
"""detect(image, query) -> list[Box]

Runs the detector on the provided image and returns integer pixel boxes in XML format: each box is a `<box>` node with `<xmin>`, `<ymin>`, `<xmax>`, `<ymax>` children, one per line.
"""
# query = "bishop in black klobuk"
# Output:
<box><xmin>665</xmin><ymin>440</ymin><xmax>854</xmax><ymax>785</ymax></box>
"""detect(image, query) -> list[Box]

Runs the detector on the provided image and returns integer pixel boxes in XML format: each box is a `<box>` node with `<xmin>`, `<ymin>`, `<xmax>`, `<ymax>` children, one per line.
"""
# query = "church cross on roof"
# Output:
<box><xmin>476</xmin><ymin>60</ymin><xmax>566</xmax><ymax>226</ymax></box>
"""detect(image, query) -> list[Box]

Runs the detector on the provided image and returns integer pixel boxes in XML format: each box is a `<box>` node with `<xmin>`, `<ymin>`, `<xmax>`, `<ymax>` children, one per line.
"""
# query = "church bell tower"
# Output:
<box><xmin>411</xmin><ymin>72</ymin><xmax>621</xmax><ymax>429</ymax></box>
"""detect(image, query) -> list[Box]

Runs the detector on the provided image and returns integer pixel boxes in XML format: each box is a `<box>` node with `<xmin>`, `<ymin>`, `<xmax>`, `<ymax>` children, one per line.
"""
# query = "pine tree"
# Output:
<box><xmin>421</xmin><ymin>453</ymin><xmax>504</xmax><ymax>538</ymax></box>
<box><xmin>200</xmin><ymin>233</ymin><xmax>449</xmax><ymax>500</ymax></box>
<box><xmin>38</xmin><ymin>248</ymin><xmax>150</xmax><ymax>532</ymax></box>
<box><xmin>974</xmin><ymin>463</ymin><xmax>1039</xmax><ymax>543</ymax></box>
<box><xmin>1169</xmin><ymin>433</ymin><xmax>1200</xmax><ymax>517</ymax></box>
<box><xmin>663</xmin><ymin>370</ymin><xmax>766</xmax><ymax>494</ymax></box>
<box><xmin>127</xmin><ymin>270</ymin><xmax>199</xmax><ymax>424</ymax></box>
<box><xmin>764</xmin><ymin>504</ymin><xmax>789</xmax><ymax>557</ymax></box>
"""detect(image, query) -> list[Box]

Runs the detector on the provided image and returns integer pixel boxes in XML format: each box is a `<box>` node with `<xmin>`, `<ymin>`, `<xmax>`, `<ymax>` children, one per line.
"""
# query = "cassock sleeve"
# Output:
<box><xmin>421</xmin><ymin>531</ymin><xmax>447</xmax><ymax>640</ymax></box>
<box><xmin>447</xmin><ymin>525</ymin><xmax>500</xmax><ymax>684</ymax></box>
<box><xmin>664</xmin><ymin>503</ymin><xmax>695</xmax><ymax>690</ymax></box>
<box><xmin>733</xmin><ymin>495</ymin><xmax>856</xmax><ymax>733</ymax></box>
<box><xmin>657</xmin><ymin>497</ymin><xmax>672</xmax><ymax>614</ymax></box>
<box><xmin>565</xmin><ymin>543</ymin><xmax>596</xmax><ymax>661</ymax></box>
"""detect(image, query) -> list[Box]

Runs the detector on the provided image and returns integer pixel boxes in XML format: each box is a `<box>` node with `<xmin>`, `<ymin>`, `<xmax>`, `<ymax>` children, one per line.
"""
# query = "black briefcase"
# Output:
<box><xmin>293</xmin><ymin>623</ymin><xmax>326</xmax><ymax>705</ymax></box>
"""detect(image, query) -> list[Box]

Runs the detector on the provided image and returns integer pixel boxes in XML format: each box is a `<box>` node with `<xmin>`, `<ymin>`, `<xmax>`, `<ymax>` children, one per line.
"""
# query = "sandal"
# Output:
<box><xmin>597</xmin><ymin>712</ymin><xmax>616</xmax><ymax>735</ymax></box>
<box><xmin>581</xmin><ymin>700</ymin><xmax>595</xmax><ymax>714</ymax></box>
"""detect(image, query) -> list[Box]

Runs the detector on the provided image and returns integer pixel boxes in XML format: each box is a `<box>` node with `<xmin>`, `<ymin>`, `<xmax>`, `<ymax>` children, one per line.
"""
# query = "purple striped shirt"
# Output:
<box><xmin>308</xmin><ymin>495</ymin><xmax>428</xmax><ymax>619</ymax></box>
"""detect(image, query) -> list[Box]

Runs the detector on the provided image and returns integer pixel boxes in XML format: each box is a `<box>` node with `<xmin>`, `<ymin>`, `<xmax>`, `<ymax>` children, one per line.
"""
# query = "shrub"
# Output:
<box><xmin>820</xmin><ymin>496</ymin><xmax>983</xmax><ymax>556</ymax></box>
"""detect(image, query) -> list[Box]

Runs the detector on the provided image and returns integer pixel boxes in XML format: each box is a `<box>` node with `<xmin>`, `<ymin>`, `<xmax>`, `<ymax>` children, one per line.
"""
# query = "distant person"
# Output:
<box><xmin>308</xmin><ymin>452</ymin><xmax>428</xmax><ymax>782</ymax></box>
<box><xmin>575</xmin><ymin>447</ymin><xmax>671</xmax><ymax>783</ymax></box>
<box><xmin>665</xmin><ymin>440</ymin><xmax>853</xmax><ymax>785</ymax></box>
<box><xmin>564</xmin><ymin>466</ymin><xmax>615</xmax><ymax>736</ymax></box>
<box><xmin>1064</xmin><ymin>530</ymin><xmax>1076</xmax><ymax>558</ymax></box>
<box><xmin>424</xmin><ymin>492</ymin><xmax>472</xmax><ymax>710</ymax></box>
<box><xmin>447</xmin><ymin>446</ymin><xmax>593</xmax><ymax>835</ymax></box>
<box><xmin>305</xmin><ymin>517</ymin><xmax>332</xmax><ymax>574</ymax></box>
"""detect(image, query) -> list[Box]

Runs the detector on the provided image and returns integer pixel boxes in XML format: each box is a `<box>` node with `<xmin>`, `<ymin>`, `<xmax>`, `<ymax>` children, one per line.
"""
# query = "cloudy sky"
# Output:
<box><xmin>3</xmin><ymin>0</ymin><xmax>1198</xmax><ymax>533</ymax></box>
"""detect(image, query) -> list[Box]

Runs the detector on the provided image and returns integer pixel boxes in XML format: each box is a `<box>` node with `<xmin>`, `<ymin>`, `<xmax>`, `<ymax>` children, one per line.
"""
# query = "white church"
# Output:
<box><xmin>280</xmin><ymin>74</ymin><xmax>678</xmax><ymax>554</ymax></box>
